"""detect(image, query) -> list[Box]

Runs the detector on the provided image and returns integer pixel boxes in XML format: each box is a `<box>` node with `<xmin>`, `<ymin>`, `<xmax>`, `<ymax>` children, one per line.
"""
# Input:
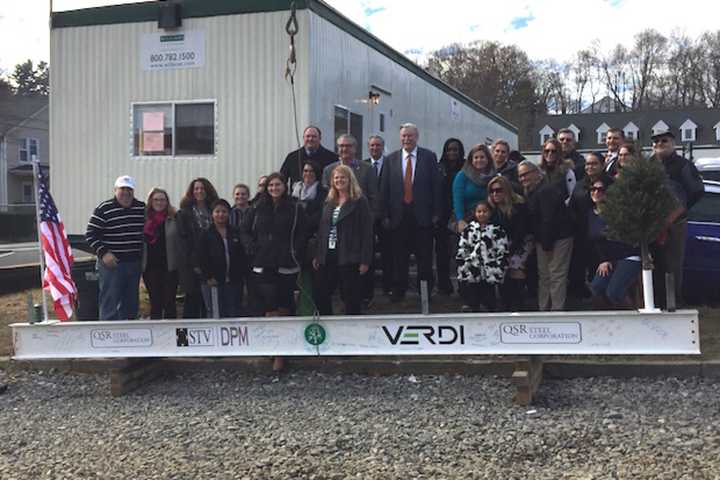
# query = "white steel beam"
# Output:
<box><xmin>10</xmin><ymin>310</ymin><xmax>700</xmax><ymax>360</ymax></box>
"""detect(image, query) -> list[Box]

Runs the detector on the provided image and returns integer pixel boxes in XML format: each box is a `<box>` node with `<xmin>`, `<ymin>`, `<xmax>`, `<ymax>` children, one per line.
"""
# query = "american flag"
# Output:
<box><xmin>37</xmin><ymin>168</ymin><xmax>77</xmax><ymax>321</ymax></box>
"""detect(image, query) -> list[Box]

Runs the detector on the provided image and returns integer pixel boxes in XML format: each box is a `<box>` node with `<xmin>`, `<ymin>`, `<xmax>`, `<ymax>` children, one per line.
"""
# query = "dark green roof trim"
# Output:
<box><xmin>51</xmin><ymin>0</ymin><xmax>307</xmax><ymax>28</ymax></box>
<box><xmin>51</xmin><ymin>0</ymin><xmax>516</xmax><ymax>133</ymax></box>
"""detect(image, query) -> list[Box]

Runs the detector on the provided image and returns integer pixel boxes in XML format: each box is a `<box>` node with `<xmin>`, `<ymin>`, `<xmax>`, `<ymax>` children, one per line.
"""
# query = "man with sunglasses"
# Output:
<box><xmin>558</xmin><ymin>128</ymin><xmax>585</xmax><ymax>181</ymax></box>
<box><xmin>649</xmin><ymin>129</ymin><xmax>704</xmax><ymax>306</ymax></box>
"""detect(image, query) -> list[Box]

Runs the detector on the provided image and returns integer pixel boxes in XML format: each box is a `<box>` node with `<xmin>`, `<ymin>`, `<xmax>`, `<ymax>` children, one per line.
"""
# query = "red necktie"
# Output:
<box><xmin>403</xmin><ymin>155</ymin><xmax>413</xmax><ymax>204</ymax></box>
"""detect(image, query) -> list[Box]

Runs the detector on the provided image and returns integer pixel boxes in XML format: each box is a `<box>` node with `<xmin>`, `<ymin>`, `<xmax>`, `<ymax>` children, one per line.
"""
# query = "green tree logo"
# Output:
<box><xmin>304</xmin><ymin>323</ymin><xmax>326</xmax><ymax>346</ymax></box>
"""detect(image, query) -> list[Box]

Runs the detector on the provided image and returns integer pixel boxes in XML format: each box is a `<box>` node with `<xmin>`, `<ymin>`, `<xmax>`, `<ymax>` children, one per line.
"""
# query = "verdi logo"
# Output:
<box><xmin>382</xmin><ymin>325</ymin><xmax>465</xmax><ymax>345</ymax></box>
<box><xmin>160</xmin><ymin>34</ymin><xmax>184</xmax><ymax>43</ymax></box>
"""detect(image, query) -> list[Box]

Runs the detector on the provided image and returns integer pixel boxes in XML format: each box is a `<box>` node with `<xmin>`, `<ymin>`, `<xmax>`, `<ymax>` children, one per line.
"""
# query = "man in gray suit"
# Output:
<box><xmin>322</xmin><ymin>134</ymin><xmax>379</xmax><ymax>215</ymax></box>
<box><xmin>380</xmin><ymin>123</ymin><xmax>442</xmax><ymax>301</ymax></box>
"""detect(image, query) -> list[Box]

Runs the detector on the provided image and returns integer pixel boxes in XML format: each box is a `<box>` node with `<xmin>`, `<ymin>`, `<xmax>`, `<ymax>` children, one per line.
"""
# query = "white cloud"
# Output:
<box><xmin>0</xmin><ymin>0</ymin><xmax>718</xmax><ymax>74</ymax></box>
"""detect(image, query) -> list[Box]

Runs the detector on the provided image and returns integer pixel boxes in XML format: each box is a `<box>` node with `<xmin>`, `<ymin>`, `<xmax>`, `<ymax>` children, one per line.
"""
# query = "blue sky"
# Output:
<box><xmin>1</xmin><ymin>0</ymin><xmax>718</xmax><ymax>74</ymax></box>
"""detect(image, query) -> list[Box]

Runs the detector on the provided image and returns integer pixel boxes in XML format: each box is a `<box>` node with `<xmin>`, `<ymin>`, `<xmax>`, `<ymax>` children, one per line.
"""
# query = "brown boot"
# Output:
<box><xmin>265</xmin><ymin>310</ymin><xmax>279</xmax><ymax>317</ymax></box>
<box><xmin>276</xmin><ymin>307</ymin><xmax>291</xmax><ymax>317</ymax></box>
<box><xmin>272</xmin><ymin>356</ymin><xmax>285</xmax><ymax>372</ymax></box>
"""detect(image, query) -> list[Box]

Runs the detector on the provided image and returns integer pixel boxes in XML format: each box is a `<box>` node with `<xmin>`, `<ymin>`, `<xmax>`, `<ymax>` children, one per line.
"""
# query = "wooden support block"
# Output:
<box><xmin>110</xmin><ymin>358</ymin><xmax>164</xmax><ymax>397</ymax></box>
<box><xmin>512</xmin><ymin>357</ymin><xmax>544</xmax><ymax>406</ymax></box>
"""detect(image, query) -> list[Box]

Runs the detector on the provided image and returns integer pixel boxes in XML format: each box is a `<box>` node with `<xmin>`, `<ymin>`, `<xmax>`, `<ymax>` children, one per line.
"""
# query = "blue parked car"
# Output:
<box><xmin>683</xmin><ymin>180</ymin><xmax>720</xmax><ymax>303</ymax></box>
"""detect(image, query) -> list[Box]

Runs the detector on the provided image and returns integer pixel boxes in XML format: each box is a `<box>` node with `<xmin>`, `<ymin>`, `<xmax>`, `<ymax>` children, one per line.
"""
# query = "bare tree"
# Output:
<box><xmin>599</xmin><ymin>44</ymin><xmax>630</xmax><ymax>111</ymax></box>
<box><xmin>627</xmin><ymin>29</ymin><xmax>667</xmax><ymax>110</ymax></box>
<box><xmin>698</xmin><ymin>31</ymin><xmax>720</xmax><ymax>108</ymax></box>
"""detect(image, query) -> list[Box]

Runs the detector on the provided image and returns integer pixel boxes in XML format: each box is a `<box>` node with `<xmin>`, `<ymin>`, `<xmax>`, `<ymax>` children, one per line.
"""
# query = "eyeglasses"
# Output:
<box><xmin>337</xmin><ymin>144</ymin><xmax>353</xmax><ymax>149</ymax></box>
<box><xmin>518</xmin><ymin>171</ymin><xmax>534</xmax><ymax>178</ymax></box>
<box><xmin>652</xmin><ymin>138</ymin><xmax>671</xmax><ymax>144</ymax></box>
<box><xmin>489</xmin><ymin>188</ymin><xmax>504</xmax><ymax>194</ymax></box>
<box><xmin>544</xmin><ymin>149</ymin><xmax>558</xmax><ymax>154</ymax></box>
<box><xmin>590</xmin><ymin>186</ymin><xmax>606</xmax><ymax>193</ymax></box>
<box><xmin>303</xmin><ymin>169</ymin><xmax>315</xmax><ymax>173</ymax></box>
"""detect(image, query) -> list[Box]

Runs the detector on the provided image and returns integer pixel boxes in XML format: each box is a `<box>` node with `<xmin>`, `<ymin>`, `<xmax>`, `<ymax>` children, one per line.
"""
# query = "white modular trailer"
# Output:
<box><xmin>51</xmin><ymin>0</ymin><xmax>518</xmax><ymax>234</ymax></box>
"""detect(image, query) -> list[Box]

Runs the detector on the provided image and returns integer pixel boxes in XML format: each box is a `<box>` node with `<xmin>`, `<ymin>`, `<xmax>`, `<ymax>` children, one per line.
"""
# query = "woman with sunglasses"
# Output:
<box><xmin>587</xmin><ymin>178</ymin><xmax>641</xmax><ymax>308</ymax></box>
<box><xmin>487</xmin><ymin>175</ymin><xmax>532</xmax><ymax>311</ymax></box>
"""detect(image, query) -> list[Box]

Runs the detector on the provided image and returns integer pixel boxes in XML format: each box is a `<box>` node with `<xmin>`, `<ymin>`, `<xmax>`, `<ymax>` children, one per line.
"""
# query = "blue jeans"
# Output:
<box><xmin>590</xmin><ymin>259</ymin><xmax>641</xmax><ymax>305</ymax></box>
<box><xmin>201</xmin><ymin>282</ymin><xmax>243</xmax><ymax>318</ymax></box>
<box><xmin>97</xmin><ymin>259</ymin><xmax>142</xmax><ymax>320</ymax></box>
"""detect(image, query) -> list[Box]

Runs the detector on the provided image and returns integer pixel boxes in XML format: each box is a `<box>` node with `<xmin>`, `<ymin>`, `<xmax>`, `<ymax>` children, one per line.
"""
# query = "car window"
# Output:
<box><xmin>700</xmin><ymin>171</ymin><xmax>720</xmax><ymax>182</ymax></box>
<box><xmin>688</xmin><ymin>192</ymin><xmax>720</xmax><ymax>223</ymax></box>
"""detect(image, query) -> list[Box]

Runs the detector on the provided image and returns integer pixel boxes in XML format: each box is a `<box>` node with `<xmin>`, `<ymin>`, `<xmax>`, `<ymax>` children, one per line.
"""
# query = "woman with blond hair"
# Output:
<box><xmin>487</xmin><ymin>175</ymin><xmax>532</xmax><ymax>310</ymax></box>
<box><xmin>142</xmin><ymin>187</ymin><xmax>181</xmax><ymax>319</ymax></box>
<box><xmin>312</xmin><ymin>164</ymin><xmax>373</xmax><ymax>315</ymax></box>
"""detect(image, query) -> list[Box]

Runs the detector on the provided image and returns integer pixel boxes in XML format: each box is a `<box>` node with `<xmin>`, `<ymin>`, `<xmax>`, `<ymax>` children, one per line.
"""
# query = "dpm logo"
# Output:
<box><xmin>382</xmin><ymin>325</ymin><xmax>465</xmax><ymax>345</ymax></box>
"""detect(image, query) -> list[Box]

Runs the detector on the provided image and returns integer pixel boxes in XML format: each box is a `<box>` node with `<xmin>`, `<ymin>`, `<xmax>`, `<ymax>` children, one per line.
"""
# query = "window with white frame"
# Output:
<box><xmin>679</xmin><ymin>119</ymin><xmax>697</xmax><ymax>142</ymax></box>
<box><xmin>539</xmin><ymin>125</ymin><xmax>554</xmax><ymax>146</ymax></box>
<box><xmin>19</xmin><ymin>138</ymin><xmax>39</xmax><ymax>162</ymax></box>
<box><xmin>596</xmin><ymin>123</ymin><xmax>610</xmax><ymax>145</ymax></box>
<box><xmin>132</xmin><ymin>101</ymin><xmax>215</xmax><ymax>157</ymax></box>
<box><xmin>597</xmin><ymin>130</ymin><xmax>608</xmax><ymax>144</ymax></box>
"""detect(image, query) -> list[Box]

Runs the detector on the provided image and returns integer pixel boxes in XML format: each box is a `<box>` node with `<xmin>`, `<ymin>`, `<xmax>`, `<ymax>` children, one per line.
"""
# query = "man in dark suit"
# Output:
<box><xmin>321</xmin><ymin>134</ymin><xmax>378</xmax><ymax>215</ymax></box>
<box><xmin>380</xmin><ymin>123</ymin><xmax>442</xmax><ymax>301</ymax></box>
<box><xmin>363</xmin><ymin>134</ymin><xmax>392</xmax><ymax>304</ymax></box>
<box><xmin>280</xmin><ymin>125</ymin><xmax>339</xmax><ymax>186</ymax></box>
<box><xmin>603</xmin><ymin>128</ymin><xmax>624</xmax><ymax>178</ymax></box>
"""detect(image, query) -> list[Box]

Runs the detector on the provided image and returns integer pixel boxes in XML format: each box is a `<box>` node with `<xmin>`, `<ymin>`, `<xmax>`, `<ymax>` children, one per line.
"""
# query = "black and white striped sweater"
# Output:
<box><xmin>86</xmin><ymin>198</ymin><xmax>145</xmax><ymax>261</ymax></box>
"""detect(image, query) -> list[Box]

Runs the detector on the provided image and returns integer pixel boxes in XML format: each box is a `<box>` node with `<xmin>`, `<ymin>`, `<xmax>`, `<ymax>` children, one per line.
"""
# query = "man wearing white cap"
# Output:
<box><xmin>85</xmin><ymin>175</ymin><xmax>146</xmax><ymax>320</ymax></box>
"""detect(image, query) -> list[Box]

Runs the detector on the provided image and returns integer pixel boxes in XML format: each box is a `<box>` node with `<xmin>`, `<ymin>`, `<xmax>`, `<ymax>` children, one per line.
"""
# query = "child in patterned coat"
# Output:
<box><xmin>456</xmin><ymin>201</ymin><xmax>510</xmax><ymax>312</ymax></box>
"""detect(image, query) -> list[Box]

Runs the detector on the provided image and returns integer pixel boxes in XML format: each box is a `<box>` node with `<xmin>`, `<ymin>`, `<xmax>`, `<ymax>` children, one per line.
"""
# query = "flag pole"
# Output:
<box><xmin>31</xmin><ymin>155</ymin><xmax>49</xmax><ymax>322</ymax></box>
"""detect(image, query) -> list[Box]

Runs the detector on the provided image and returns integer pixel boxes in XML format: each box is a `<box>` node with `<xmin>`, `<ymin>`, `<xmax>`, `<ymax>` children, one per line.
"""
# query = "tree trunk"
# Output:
<box><xmin>640</xmin><ymin>241</ymin><xmax>659</xmax><ymax>312</ymax></box>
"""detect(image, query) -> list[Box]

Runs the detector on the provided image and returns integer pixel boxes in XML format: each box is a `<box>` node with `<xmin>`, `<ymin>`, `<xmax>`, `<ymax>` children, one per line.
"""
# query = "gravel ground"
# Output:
<box><xmin>0</xmin><ymin>368</ymin><xmax>719</xmax><ymax>480</ymax></box>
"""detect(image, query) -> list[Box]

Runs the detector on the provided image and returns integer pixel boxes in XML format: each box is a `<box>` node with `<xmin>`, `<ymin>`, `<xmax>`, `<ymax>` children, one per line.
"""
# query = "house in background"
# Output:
<box><xmin>523</xmin><ymin>107</ymin><xmax>720</xmax><ymax>163</ymax></box>
<box><xmin>0</xmin><ymin>95</ymin><xmax>49</xmax><ymax>209</ymax></box>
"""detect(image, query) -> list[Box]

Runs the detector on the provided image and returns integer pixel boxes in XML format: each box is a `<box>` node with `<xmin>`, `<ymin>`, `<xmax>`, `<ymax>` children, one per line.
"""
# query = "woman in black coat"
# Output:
<box><xmin>312</xmin><ymin>165</ymin><xmax>373</xmax><ymax>315</ymax></box>
<box><xmin>176</xmin><ymin>177</ymin><xmax>220</xmax><ymax>318</ymax></box>
<box><xmin>198</xmin><ymin>199</ymin><xmax>248</xmax><ymax>318</ymax></box>
<box><xmin>243</xmin><ymin>172</ymin><xmax>306</xmax><ymax>317</ymax></box>
<box><xmin>487</xmin><ymin>175</ymin><xmax>532</xmax><ymax>311</ymax></box>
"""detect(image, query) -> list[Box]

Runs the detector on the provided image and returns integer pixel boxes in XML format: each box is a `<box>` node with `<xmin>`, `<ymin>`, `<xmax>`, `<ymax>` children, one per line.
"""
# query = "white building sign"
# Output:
<box><xmin>140</xmin><ymin>31</ymin><xmax>205</xmax><ymax>71</ymax></box>
<box><xmin>11</xmin><ymin>311</ymin><xmax>699</xmax><ymax>360</ymax></box>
